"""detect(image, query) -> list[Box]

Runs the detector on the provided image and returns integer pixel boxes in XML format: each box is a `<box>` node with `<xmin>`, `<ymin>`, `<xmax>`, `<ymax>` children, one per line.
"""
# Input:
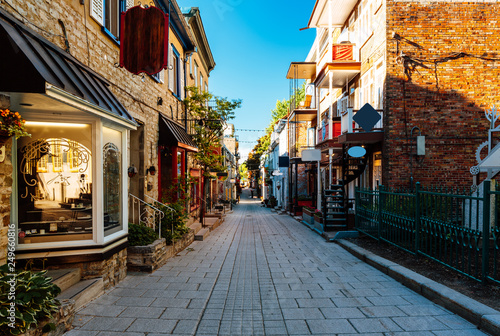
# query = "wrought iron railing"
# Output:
<box><xmin>129</xmin><ymin>194</ymin><xmax>165</xmax><ymax>238</ymax></box>
<box><xmin>355</xmin><ymin>181</ymin><xmax>499</xmax><ymax>284</ymax></box>
<box><xmin>144</xmin><ymin>195</ymin><xmax>175</xmax><ymax>239</ymax></box>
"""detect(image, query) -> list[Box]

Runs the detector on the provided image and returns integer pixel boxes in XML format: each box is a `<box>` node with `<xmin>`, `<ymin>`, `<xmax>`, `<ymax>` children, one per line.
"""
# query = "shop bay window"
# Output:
<box><xmin>103</xmin><ymin>126</ymin><xmax>123</xmax><ymax>236</ymax></box>
<box><xmin>17</xmin><ymin>122</ymin><xmax>93</xmax><ymax>244</ymax></box>
<box><xmin>15</xmin><ymin>121</ymin><xmax>128</xmax><ymax>247</ymax></box>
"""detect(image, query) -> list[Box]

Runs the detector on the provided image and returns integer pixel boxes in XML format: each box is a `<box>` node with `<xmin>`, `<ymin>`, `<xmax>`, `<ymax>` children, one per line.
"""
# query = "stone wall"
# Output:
<box><xmin>127</xmin><ymin>230</ymin><xmax>195</xmax><ymax>272</ymax></box>
<box><xmin>385</xmin><ymin>1</ymin><xmax>499</xmax><ymax>188</ymax></box>
<box><xmin>0</xmin><ymin>94</ymin><xmax>12</xmax><ymax>265</ymax></box>
<box><xmin>2</xmin><ymin>0</ymin><xmax>189</xmax><ymax>201</ymax></box>
<box><xmin>47</xmin><ymin>249</ymin><xmax>128</xmax><ymax>289</ymax></box>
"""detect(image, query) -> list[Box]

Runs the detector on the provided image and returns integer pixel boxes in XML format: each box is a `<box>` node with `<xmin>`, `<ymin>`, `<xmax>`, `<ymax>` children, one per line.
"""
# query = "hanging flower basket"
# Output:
<box><xmin>0</xmin><ymin>108</ymin><xmax>30</xmax><ymax>144</ymax></box>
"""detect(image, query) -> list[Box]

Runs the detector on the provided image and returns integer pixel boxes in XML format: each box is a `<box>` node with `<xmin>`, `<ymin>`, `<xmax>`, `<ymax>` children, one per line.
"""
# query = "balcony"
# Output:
<box><xmin>316</xmin><ymin>122</ymin><xmax>342</xmax><ymax>150</ymax></box>
<box><xmin>338</xmin><ymin>108</ymin><xmax>384</xmax><ymax>144</ymax></box>
<box><xmin>315</xmin><ymin>43</ymin><xmax>361</xmax><ymax>89</ymax></box>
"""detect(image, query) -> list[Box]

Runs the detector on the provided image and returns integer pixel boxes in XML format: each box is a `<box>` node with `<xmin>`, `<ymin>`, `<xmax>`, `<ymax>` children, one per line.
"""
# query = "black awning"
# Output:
<box><xmin>0</xmin><ymin>8</ymin><xmax>135</xmax><ymax>126</ymax></box>
<box><xmin>159</xmin><ymin>113</ymin><xmax>198</xmax><ymax>152</ymax></box>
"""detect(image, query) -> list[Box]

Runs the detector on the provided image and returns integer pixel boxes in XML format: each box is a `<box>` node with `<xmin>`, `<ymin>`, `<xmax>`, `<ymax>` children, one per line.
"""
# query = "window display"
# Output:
<box><xmin>17</xmin><ymin>122</ymin><xmax>93</xmax><ymax>244</ymax></box>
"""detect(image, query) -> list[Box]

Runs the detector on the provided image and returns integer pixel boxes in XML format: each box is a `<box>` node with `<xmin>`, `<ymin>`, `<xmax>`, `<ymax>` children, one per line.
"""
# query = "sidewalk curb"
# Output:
<box><xmin>336</xmin><ymin>239</ymin><xmax>500</xmax><ymax>336</ymax></box>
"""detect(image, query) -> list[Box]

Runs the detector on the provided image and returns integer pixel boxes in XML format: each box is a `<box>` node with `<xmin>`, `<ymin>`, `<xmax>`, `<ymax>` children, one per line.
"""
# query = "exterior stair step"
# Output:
<box><xmin>188</xmin><ymin>221</ymin><xmax>203</xmax><ymax>235</ymax></box>
<box><xmin>57</xmin><ymin>278</ymin><xmax>104</xmax><ymax>310</ymax></box>
<box><xmin>47</xmin><ymin>268</ymin><xmax>81</xmax><ymax>292</ymax></box>
<box><xmin>194</xmin><ymin>228</ymin><xmax>210</xmax><ymax>241</ymax></box>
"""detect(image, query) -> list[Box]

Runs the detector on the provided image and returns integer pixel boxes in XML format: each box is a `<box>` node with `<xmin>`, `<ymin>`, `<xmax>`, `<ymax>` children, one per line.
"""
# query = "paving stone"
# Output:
<box><xmin>320</xmin><ymin>307</ymin><xmax>365</xmax><ymax>319</ymax></box>
<box><xmin>127</xmin><ymin>318</ymin><xmax>177</xmax><ymax>333</ymax></box>
<box><xmin>348</xmin><ymin>317</ymin><xmax>403</xmax><ymax>333</ymax></box>
<box><xmin>77</xmin><ymin>304</ymin><xmax>126</xmax><ymax>317</ymax></box>
<box><xmin>114</xmin><ymin>296</ymin><xmax>155</xmax><ymax>307</ymax></box>
<box><xmin>282</xmin><ymin>308</ymin><xmax>324</xmax><ymax>320</ymax></box>
<box><xmin>118</xmin><ymin>306</ymin><xmax>164</xmax><ymax>318</ymax></box>
<box><xmin>307</xmin><ymin>319</ymin><xmax>357</xmax><ymax>334</ymax></box>
<box><xmin>392</xmin><ymin>316</ymin><xmax>450</xmax><ymax>331</ymax></box>
<box><xmin>63</xmin><ymin>330</ymin><xmax>99</xmax><ymax>336</ymax></box>
<box><xmin>397</xmin><ymin>304</ymin><xmax>450</xmax><ymax>316</ymax></box>
<box><xmin>79</xmin><ymin>317</ymin><xmax>135</xmax><ymax>331</ymax></box>
<box><xmin>66</xmin><ymin>198</ymin><xmax>491</xmax><ymax>336</ymax></box>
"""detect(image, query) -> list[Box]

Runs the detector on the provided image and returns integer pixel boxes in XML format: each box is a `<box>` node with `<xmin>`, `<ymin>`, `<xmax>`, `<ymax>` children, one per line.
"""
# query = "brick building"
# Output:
<box><xmin>284</xmin><ymin>0</ymin><xmax>499</xmax><ymax>230</ymax></box>
<box><xmin>0</xmin><ymin>0</ymin><xmax>212</xmax><ymax>286</ymax></box>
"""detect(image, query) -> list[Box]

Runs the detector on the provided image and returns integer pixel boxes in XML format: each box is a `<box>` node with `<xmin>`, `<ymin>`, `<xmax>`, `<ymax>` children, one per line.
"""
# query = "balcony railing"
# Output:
<box><xmin>317</xmin><ymin>122</ymin><xmax>342</xmax><ymax>143</ymax></box>
<box><xmin>341</xmin><ymin>108</ymin><xmax>384</xmax><ymax>134</ymax></box>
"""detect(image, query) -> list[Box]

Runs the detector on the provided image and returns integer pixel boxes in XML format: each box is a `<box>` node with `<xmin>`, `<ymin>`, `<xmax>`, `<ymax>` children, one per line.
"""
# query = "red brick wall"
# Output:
<box><xmin>385</xmin><ymin>1</ymin><xmax>499</xmax><ymax>189</ymax></box>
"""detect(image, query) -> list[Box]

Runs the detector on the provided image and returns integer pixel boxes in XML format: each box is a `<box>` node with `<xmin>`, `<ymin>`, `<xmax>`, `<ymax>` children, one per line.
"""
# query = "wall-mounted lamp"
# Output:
<box><xmin>157</xmin><ymin>97</ymin><xmax>163</xmax><ymax>106</ymax></box>
<box><xmin>147</xmin><ymin>166</ymin><xmax>156</xmax><ymax>175</ymax></box>
<box><xmin>128</xmin><ymin>165</ymin><xmax>138</xmax><ymax>178</ymax></box>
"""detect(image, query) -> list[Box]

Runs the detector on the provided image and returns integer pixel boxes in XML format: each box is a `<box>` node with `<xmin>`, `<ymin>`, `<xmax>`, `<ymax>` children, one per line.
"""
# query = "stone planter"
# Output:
<box><xmin>302</xmin><ymin>209</ymin><xmax>314</xmax><ymax>227</ymax></box>
<box><xmin>127</xmin><ymin>230</ymin><xmax>194</xmax><ymax>272</ymax></box>
<box><xmin>313</xmin><ymin>214</ymin><xmax>324</xmax><ymax>234</ymax></box>
<box><xmin>19</xmin><ymin>300</ymin><xmax>74</xmax><ymax>336</ymax></box>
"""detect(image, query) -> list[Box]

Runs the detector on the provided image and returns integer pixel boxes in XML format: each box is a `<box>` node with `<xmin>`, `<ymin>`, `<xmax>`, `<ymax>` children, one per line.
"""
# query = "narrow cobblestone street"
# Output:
<box><xmin>65</xmin><ymin>189</ymin><xmax>489</xmax><ymax>336</ymax></box>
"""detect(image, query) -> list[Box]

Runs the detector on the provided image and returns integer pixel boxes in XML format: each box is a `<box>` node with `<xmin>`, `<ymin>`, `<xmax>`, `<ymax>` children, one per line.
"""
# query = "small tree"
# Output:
<box><xmin>184</xmin><ymin>86</ymin><xmax>241</xmax><ymax>221</ymax></box>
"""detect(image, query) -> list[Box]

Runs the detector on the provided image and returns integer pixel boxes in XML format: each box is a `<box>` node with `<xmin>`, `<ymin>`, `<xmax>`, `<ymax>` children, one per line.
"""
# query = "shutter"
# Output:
<box><xmin>90</xmin><ymin>0</ymin><xmax>104</xmax><ymax>26</ymax></box>
<box><xmin>168</xmin><ymin>44</ymin><xmax>174</xmax><ymax>91</ymax></box>
<box><xmin>126</xmin><ymin>0</ymin><xmax>135</xmax><ymax>10</ymax></box>
<box><xmin>179</xmin><ymin>58</ymin><xmax>185</xmax><ymax>99</ymax></box>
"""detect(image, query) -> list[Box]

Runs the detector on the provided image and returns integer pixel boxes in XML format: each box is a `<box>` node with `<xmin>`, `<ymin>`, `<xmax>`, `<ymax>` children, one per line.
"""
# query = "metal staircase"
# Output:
<box><xmin>322</xmin><ymin>146</ymin><xmax>368</xmax><ymax>231</ymax></box>
<box><xmin>323</xmin><ymin>181</ymin><xmax>347</xmax><ymax>231</ymax></box>
<box><xmin>342</xmin><ymin>145</ymin><xmax>367</xmax><ymax>184</ymax></box>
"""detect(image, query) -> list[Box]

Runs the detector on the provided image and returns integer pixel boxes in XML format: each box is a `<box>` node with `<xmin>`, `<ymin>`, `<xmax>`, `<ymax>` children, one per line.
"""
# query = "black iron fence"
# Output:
<box><xmin>355</xmin><ymin>181</ymin><xmax>500</xmax><ymax>284</ymax></box>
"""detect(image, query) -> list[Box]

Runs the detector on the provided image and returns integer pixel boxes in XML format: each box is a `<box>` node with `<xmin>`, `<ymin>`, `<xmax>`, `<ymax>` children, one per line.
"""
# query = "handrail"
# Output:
<box><xmin>129</xmin><ymin>194</ymin><xmax>165</xmax><ymax>238</ymax></box>
<box><xmin>144</xmin><ymin>195</ymin><xmax>175</xmax><ymax>240</ymax></box>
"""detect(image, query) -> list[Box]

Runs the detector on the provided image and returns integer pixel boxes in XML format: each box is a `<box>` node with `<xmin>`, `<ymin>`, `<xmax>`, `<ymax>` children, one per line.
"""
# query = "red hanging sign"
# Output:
<box><xmin>332</xmin><ymin>44</ymin><xmax>353</xmax><ymax>61</ymax></box>
<box><xmin>120</xmin><ymin>6</ymin><xmax>169</xmax><ymax>75</ymax></box>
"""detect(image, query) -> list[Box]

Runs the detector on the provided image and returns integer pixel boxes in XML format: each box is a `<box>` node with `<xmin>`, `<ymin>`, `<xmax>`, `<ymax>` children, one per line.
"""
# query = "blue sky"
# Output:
<box><xmin>181</xmin><ymin>0</ymin><xmax>316</xmax><ymax>161</ymax></box>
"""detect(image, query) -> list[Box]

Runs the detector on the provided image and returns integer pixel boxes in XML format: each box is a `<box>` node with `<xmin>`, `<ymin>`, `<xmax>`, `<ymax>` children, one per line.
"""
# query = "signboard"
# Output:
<box><xmin>120</xmin><ymin>6</ymin><xmax>169</xmax><ymax>75</ymax></box>
<box><xmin>301</xmin><ymin>149</ymin><xmax>321</xmax><ymax>161</ymax></box>
<box><xmin>278</xmin><ymin>156</ymin><xmax>289</xmax><ymax>167</ymax></box>
<box><xmin>348</xmin><ymin>146</ymin><xmax>366</xmax><ymax>158</ymax></box>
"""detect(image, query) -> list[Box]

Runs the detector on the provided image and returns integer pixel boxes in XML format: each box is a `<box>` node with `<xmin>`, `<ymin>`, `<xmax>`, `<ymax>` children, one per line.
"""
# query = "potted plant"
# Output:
<box><xmin>0</xmin><ymin>108</ymin><xmax>30</xmax><ymax>144</ymax></box>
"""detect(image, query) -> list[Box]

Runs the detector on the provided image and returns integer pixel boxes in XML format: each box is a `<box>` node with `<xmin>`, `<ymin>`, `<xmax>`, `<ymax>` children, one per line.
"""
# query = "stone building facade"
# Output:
<box><xmin>0</xmin><ymin>0</ymin><xmax>209</xmax><ymax>284</ymax></box>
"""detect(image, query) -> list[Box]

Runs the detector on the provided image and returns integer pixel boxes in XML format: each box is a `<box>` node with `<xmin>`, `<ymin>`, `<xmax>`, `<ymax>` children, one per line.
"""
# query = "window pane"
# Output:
<box><xmin>103</xmin><ymin>127</ymin><xmax>123</xmax><ymax>236</ymax></box>
<box><xmin>173</xmin><ymin>54</ymin><xmax>178</xmax><ymax>95</ymax></box>
<box><xmin>17</xmin><ymin>122</ymin><xmax>93</xmax><ymax>244</ymax></box>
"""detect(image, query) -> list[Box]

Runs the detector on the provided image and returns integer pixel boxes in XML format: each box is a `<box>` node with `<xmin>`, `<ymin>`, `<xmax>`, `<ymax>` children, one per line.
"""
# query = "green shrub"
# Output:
<box><xmin>158</xmin><ymin>202</ymin><xmax>189</xmax><ymax>245</ymax></box>
<box><xmin>0</xmin><ymin>264</ymin><xmax>61</xmax><ymax>335</ymax></box>
<box><xmin>128</xmin><ymin>223</ymin><xmax>159</xmax><ymax>246</ymax></box>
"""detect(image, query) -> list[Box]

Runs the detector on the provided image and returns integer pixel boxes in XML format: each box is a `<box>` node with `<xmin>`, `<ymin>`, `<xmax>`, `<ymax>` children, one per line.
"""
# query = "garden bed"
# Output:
<box><xmin>127</xmin><ymin>230</ymin><xmax>194</xmax><ymax>272</ymax></box>
<box><xmin>345</xmin><ymin>235</ymin><xmax>500</xmax><ymax>311</ymax></box>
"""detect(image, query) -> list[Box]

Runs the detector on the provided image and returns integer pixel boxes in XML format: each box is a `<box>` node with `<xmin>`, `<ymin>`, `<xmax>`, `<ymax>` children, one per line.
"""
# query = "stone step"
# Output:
<box><xmin>188</xmin><ymin>221</ymin><xmax>203</xmax><ymax>234</ymax></box>
<box><xmin>57</xmin><ymin>278</ymin><xmax>104</xmax><ymax>310</ymax></box>
<box><xmin>205</xmin><ymin>217</ymin><xmax>223</xmax><ymax>231</ymax></box>
<box><xmin>47</xmin><ymin>268</ymin><xmax>81</xmax><ymax>292</ymax></box>
<box><xmin>194</xmin><ymin>228</ymin><xmax>210</xmax><ymax>241</ymax></box>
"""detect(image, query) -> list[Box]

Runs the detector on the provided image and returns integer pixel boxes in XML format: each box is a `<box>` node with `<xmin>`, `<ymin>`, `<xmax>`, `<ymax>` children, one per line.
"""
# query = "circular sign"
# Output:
<box><xmin>18</xmin><ymin>231</ymin><xmax>26</xmax><ymax>238</ymax></box>
<box><xmin>348</xmin><ymin>146</ymin><xmax>366</xmax><ymax>158</ymax></box>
